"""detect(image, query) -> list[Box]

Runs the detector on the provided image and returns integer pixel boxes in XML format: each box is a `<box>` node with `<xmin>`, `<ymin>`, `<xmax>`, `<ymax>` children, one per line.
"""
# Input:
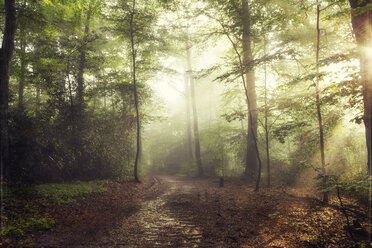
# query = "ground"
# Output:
<box><xmin>4</xmin><ymin>176</ymin><xmax>371</xmax><ymax>247</ymax></box>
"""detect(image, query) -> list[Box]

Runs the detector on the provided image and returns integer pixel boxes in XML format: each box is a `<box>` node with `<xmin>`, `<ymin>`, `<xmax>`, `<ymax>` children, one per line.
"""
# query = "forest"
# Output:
<box><xmin>1</xmin><ymin>0</ymin><xmax>372</xmax><ymax>247</ymax></box>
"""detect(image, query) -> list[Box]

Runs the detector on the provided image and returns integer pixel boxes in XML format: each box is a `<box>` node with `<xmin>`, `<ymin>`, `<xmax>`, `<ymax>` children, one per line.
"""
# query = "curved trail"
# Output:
<box><xmin>31</xmin><ymin>175</ymin><xmax>364</xmax><ymax>248</ymax></box>
<box><xmin>99</xmin><ymin>177</ymin><xmax>203</xmax><ymax>247</ymax></box>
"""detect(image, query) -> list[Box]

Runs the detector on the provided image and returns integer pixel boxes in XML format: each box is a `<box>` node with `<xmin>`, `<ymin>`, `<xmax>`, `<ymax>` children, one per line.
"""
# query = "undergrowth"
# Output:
<box><xmin>1</xmin><ymin>180</ymin><xmax>107</xmax><ymax>240</ymax></box>
<box><xmin>34</xmin><ymin>180</ymin><xmax>108</xmax><ymax>205</ymax></box>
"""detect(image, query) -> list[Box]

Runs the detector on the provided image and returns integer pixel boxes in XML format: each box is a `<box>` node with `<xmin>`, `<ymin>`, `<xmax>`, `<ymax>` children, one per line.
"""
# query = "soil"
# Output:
<box><xmin>7</xmin><ymin>176</ymin><xmax>371</xmax><ymax>247</ymax></box>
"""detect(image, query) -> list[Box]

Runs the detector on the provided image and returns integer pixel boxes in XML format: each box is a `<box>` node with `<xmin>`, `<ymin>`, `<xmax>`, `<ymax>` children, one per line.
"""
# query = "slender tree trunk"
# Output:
<box><xmin>111</xmin><ymin>89</ymin><xmax>115</xmax><ymax>112</ymax></box>
<box><xmin>316</xmin><ymin>0</ymin><xmax>328</xmax><ymax>204</ymax></box>
<box><xmin>264</xmin><ymin>37</ymin><xmax>271</xmax><ymax>187</ymax></box>
<box><xmin>0</xmin><ymin>0</ymin><xmax>16</xmax><ymax>183</ymax></box>
<box><xmin>104</xmin><ymin>92</ymin><xmax>107</xmax><ymax>108</ymax></box>
<box><xmin>349</xmin><ymin>0</ymin><xmax>372</xmax><ymax>175</ymax></box>
<box><xmin>184</xmin><ymin>71</ymin><xmax>193</xmax><ymax>161</ymax></box>
<box><xmin>186</xmin><ymin>33</ymin><xmax>203</xmax><ymax>177</ymax></box>
<box><xmin>74</xmin><ymin>11</ymin><xmax>91</xmax><ymax>176</ymax></box>
<box><xmin>242</xmin><ymin>0</ymin><xmax>258</xmax><ymax>181</ymax></box>
<box><xmin>66</xmin><ymin>59</ymin><xmax>74</xmax><ymax>110</ymax></box>
<box><xmin>66</xmin><ymin>58</ymin><xmax>75</xmax><ymax>129</ymax></box>
<box><xmin>34</xmin><ymin>41</ymin><xmax>41</xmax><ymax>118</ymax></box>
<box><xmin>18</xmin><ymin>0</ymin><xmax>27</xmax><ymax>112</ymax></box>
<box><xmin>77</xmin><ymin>15</ymin><xmax>90</xmax><ymax>114</ymax></box>
<box><xmin>18</xmin><ymin>36</ymin><xmax>26</xmax><ymax>111</ymax></box>
<box><xmin>35</xmin><ymin>85</ymin><xmax>40</xmax><ymax>118</ymax></box>
<box><xmin>130</xmin><ymin>0</ymin><xmax>140</xmax><ymax>183</ymax></box>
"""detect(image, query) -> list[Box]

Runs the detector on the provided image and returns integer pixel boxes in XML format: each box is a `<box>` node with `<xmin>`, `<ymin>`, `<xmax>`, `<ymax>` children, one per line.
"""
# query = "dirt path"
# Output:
<box><xmin>106</xmin><ymin>176</ymin><xmax>367</xmax><ymax>248</ymax></box>
<box><xmin>97</xmin><ymin>177</ymin><xmax>203</xmax><ymax>247</ymax></box>
<box><xmin>29</xmin><ymin>176</ymin><xmax>369</xmax><ymax>247</ymax></box>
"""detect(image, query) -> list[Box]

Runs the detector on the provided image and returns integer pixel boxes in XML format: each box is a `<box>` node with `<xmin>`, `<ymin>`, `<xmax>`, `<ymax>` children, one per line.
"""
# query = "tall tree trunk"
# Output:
<box><xmin>18</xmin><ymin>33</ymin><xmax>26</xmax><ymax>111</ymax></box>
<box><xmin>242</xmin><ymin>0</ymin><xmax>258</xmax><ymax>181</ymax></box>
<box><xmin>66</xmin><ymin>58</ymin><xmax>74</xmax><ymax>119</ymax></box>
<box><xmin>184</xmin><ymin>71</ymin><xmax>193</xmax><ymax>162</ymax></box>
<box><xmin>0</xmin><ymin>0</ymin><xmax>16</xmax><ymax>183</ymax></box>
<box><xmin>186</xmin><ymin>33</ymin><xmax>203</xmax><ymax>177</ymax></box>
<box><xmin>74</xmin><ymin>11</ymin><xmax>91</xmax><ymax>176</ymax></box>
<box><xmin>130</xmin><ymin>0</ymin><xmax>140</xmax><ymax>183</ymax></box>
<box><xmin>77</xmin><ymin>14</ymin><xmax>90</xmax><ymax>115</ymax></box>
<box><xmin>349</xmin><ymin>0</ymin><xmax>372</xmax><ymax>175</ymax></box>
<box><xmin>221</xmin><ymin>1</ymin><xmax>262</xmax><ymax>190</ymax></box>
<box><xmin>34</xmin><ymin>41</ymin><xmax>41</xmax><ymax>118</ymax></box>
<box><xmin>316</xmin><ymin>0</ymin><xmax>328</xmax><ymax>204</ymax></box>
<box><xmin>264</xmin><ymin>37</ymin><xmax>271</xmax><ymax>188</ymax></box>
<box><xmin>18</xmin><ymin>0</ymin><xmax>27</xmax><ymax>112</ymax></box>
<box><xmin>35</xmin><ymin>85</ymin><xmax>40</xmax><ymax>118</ymax></box>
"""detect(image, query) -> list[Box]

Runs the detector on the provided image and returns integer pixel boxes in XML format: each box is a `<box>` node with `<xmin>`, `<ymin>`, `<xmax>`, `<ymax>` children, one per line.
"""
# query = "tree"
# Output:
<box><xmin>315</xmin><ymin>0</ymin><xmax>328</xmax><ymax>204</ymax></box>
<box><xmin>241</xmin><ymin>0</ymin><xmax>258</xmax><ymax>181</ymax></box>
<box><xmin>110</xmin><ymin>0</ymin><xmax>163</xmax><ymax>182</ymax></box>
<box><xmin>0</xmin><ymin>0</ymin><xmax>16</xmax><ymax>182</ymax></box>
<box><xmin>263</xmin><ymin>37</ymin><xmax>271</xmax><ymax>187</ymax></box>
<box><xmin>154</xmin><ymin>0</ymin><xmax>206</xmax><ymax>176</ymax></box>
<box><xmin>348</xmin><ymin>0</ymin><xmax>372</xmax><ymax>175</ymax></box>
<box><xmin>129</xmin><ymin>0</ymin><xmax>141</xmax><ymax>183</ymax></box>
<box><xmin>186</xmin><ymin>31</ymin><xmax>204</xmax><ymax>177</ymax></box>
<box><xmin>17</xmin><ymin>0</ymin><xmax>27</xmax><ymax>112</ymax></box>
<box><xmin>184</xmin><ymin>70</ymin><xmax>193</xmax><ymax>162</ymax></box>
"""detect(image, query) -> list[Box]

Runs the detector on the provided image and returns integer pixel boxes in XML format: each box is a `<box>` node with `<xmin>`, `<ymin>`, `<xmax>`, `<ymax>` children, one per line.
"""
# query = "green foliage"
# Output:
<box><xmin>1</xmin><ymin>180</ymin><xmax>106</xmax><ymax>239</ymax></box>
<box><xmin>273</xmin><ymin>121</ymin><xmax>310</xmax><ymax>144</ymax></box>
<box><xmin>315</xmin><ymin>173</ymin><xmax>371</xmax><ymax>204</ymax></box>
<box><xmin>314</xmin><ymin>174</ymin><xmax>339</xmax><ymax>193</ymax></box>
<box><xmin>33</xmin><ymin>180</ymin><xmax>107</xmax><ymax>205</ymax></box>
<box><xmin>1</xmin><ymin>0</ymin><xmax>369</xmax><ymax>206</ymax></box>
<box><xmin>343</xmin><ymin>176</ymin><xmax>371</xmax><ymax>204</ymax></box>
<box><xmin>5</xmin><ymin>0</ymin><xmax>168</xmax><ymax>183</ymax></box>
<box><xmin>1</xmin><ymin>213</ymin><xmax>56</xmax><ymax>238</ymax></box>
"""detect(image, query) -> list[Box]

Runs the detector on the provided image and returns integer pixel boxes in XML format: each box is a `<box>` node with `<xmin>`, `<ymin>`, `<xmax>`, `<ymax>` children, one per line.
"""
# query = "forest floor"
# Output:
<box><xmin>3</xmin><ymin>176</ymin><xmax>371</xmax><ymax>247</ymax></box>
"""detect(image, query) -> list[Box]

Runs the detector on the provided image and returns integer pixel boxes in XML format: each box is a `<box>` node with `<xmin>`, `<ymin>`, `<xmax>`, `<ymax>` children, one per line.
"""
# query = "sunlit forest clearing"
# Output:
<box><xmin>1</xmin><ymin>0</ymin><xmax>372</xmax><ymax>247</ymax></box>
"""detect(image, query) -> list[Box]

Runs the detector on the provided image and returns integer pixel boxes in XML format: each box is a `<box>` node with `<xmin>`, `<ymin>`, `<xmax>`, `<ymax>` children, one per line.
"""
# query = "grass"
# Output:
<box><xmin>34</xmin><ymin>180</ymin><xmax>108</xmax><ymax>205</ymax></box>
<box><xmin>1</xmin><ymin>215</ymin><xmax>55</xmax><ymax>237</ymax></box>
<box><xmin>1</xmin><ymin>180</ymin><xmax>108</xmax><ymax>240</ymax></box>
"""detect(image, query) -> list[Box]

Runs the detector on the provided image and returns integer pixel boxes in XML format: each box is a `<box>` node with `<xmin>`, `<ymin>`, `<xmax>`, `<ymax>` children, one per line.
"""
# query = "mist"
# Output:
<box><xmin>2</xmin><ymin>0</ymin><xmax>371</xmax><ymax>246</ymax></box>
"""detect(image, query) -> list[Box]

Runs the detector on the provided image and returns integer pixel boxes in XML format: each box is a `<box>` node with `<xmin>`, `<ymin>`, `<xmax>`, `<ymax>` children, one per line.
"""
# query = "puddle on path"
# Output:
<box><xmin>99</xmin><ymin>179</ymin><xmax>203</xmax><ymax>247</ymax></box>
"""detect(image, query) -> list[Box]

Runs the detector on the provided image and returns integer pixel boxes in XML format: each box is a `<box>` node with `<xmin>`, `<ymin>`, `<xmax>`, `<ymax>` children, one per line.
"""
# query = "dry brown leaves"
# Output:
<box><xmin>165</xmin><ymin>177</ymin><xmax>371</xmax><ymax>248</ymax></box>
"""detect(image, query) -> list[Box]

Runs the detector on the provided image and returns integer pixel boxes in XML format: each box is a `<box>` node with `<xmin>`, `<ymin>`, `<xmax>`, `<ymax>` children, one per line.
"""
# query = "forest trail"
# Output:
<box><xmin>99</xmin><ymin>177</ymin><xmax>203</xmax><ymax>247</ymax></box>
<box><xmin>95</xmin><ymin>176</ymin><xmax>369</xmax><ymax>247</ymax></box>
<box><xmin>29</xmin><ymin>176</ymin><xmax>369</xmax><ymax>247</ymax></box>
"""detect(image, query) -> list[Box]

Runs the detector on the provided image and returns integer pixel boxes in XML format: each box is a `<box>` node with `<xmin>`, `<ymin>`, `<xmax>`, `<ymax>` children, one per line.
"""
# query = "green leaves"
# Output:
<box><xmin>315</xmin><ymin>173</ymin><xmax>371</xmax><ymax>204</ymax></box>
<box><xmin>273</xmin><ymin>121</ymin><xmax>310</xmax><ymax>144</ymax></box>
<box><xmin>34</xmin><ymin>180</ymin><xmax>107</xmax><ymax>205</ymax></box>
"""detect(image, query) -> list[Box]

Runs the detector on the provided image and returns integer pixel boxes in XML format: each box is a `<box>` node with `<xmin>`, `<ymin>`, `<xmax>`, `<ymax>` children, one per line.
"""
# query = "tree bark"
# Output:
<box><xmin>130</xmin><ymin>0</ymin><xmax>140</xmax><ymax>183</ymax></box>
<box><xmin>264</xmin><ymin>37</ymin><xmax>271</xmax><ymax>187</ymax></box>
<box><xmin>242</xmin><ymin>0</ymin><xmax>258</xmax><ymax>181</ymax></box>
<box><xmin>66</xmin><ymin>58</ymin><xmax>74</xmax><ymax>118</ymax></box>
<box><xmin>34</xmin><ymin>41</ymin><xmax>41</xmax><ymax>118</ymax></box>
<box><xmin>0</xmin><ymin>0</ymin><xmax>16</xmax><ymax>182</ymax></box>
<box><xmin>35</xmin><ymin>85</ymin><xmax>40</xmax><ymax>118</ymax></box>
<box><xmin>18</xmin><ymin>0</ymin><xmax>27</xmax><ymax>112</ymax></box>
<box><xmin>349</xmin><ymin>0</ymin><xmax>372</xmax><ymax>175</ymax></box>
<box><xmin>77</xmin><ymin>13</ymin><xmax>91</xmax><ymax>114</ymax></box>
<box><xmin>184</xmin><ymin>71</ymin><xmax>193</xmax><ymax>162</ymax></box>
<box><xmin>18</xmin><ymin>33</ymin><xmax>26</xmax><ymax>111</ymax></box>
<box><xmin>186</xmin><ymin>33</ymin><xmax>203</xmax><ymax>177</ymax></box>
<box><xmin>316</xmin><ymin>0</ymin><xmax>328</xmax><ymax>204</ymax></box>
